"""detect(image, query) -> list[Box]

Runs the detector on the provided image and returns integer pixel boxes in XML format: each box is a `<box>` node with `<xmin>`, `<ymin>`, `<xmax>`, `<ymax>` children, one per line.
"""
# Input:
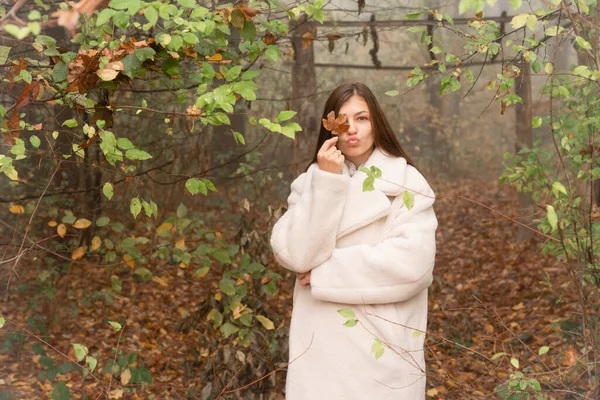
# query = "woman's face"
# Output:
<box><xmin>337</xmin><ymin>95</ymin><xmax>375</xmax><ymax>166</ymax></box>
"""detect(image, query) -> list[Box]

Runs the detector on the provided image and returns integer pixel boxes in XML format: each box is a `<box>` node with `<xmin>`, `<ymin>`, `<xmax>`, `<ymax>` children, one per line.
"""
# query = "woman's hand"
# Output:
<box><xmin>297</xmin><ymin>271</ymin><xmax>311</xmax><ymax>286</ymax></box>
<box><xmin>317</xmin><ymin>137</ymin><xmax>344</xmax><ymax>174</ymax></box>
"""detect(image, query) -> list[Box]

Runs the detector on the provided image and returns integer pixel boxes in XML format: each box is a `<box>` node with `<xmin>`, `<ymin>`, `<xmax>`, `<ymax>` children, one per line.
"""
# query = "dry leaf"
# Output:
<box><xmin>302</xmin><ymin>31</ymin><xmax>314</xmax><ymax>49</ymax></box>
<box><xmin>9</xmin><ymin>204</ymin><xmax>24</xmax><ymax>214</ymax></box>
<box><xmin>57</xmin><ymin>224</ymin><xmax>67</xmax><ymax>238</ymax></box>
<box><xmin>484</xmin><ymin>324</ymin><xmax>494</xmax><ymax>334</ymax></box>
<box><xmin>152</xmin><ymin>276</ymin><xmax>168</xmax><ymax>287</ymax></box>
<box><xmin>71</xmin><ymin>247</ymin><xmax>85</xmax><ymax>260</ymax></box>
<box><xmin>175</xmin><ymin>239</ymin><xmax>186</xmax><ymax>250</ymax></box>
<box><xmin>48</xmin><ymin>220</ymin><xmax>57</xmax><ymax>227</ymax></box>
<box><xmin>108</xmin><ymin>389</ymin><xmax>124</xmax><ymax>399</ymax></box>
<box><xmin>120</xmin><ymin>368</ymin><xmax>131</xmax><ymax>385</ymax></box>
<box><xmin>426</xmin><ymin>388</ymin><xmax>438</xmax><ymax>397</ymax></box>
<box><xmin>322</xmin><ymin>111</ymin><xmax>349</xmax><ymax>136</ymax></box>
<box><xmin>73</xmin><ymin>218</ymin><xmax>92</xmax><ymax>229</ymax></box>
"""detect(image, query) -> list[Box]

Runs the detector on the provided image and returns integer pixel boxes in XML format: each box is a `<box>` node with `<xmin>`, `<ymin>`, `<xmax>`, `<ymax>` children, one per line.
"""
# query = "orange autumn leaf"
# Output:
<box><xmin>322</xmin><ymin>111</ymin><xmax>349</xmax><ymax>136</ymax></box>
<box><xmin>238</xmin><ymin>5</ymin><xmax>259</xmax><ymax>20</ymax></box>
<box><xmin>123</xmin><ymin>254</ymin><xmax>135</xmax><ymax>268</ymax></box>
<box><xmin>9</xmin><ymin>204</ymin><xmax>24</xmax><ymax>214</ymax></box>
<box><xmin>205</xmin><ymin>54</ymin><xmax>223</xmax><ymax>62</ymax></box>
<box><xmin>48</xmin><ymin>220</ymin><xmax>58</xmax><ymax>227</ymax></box>
<box><xmin>71</xmin><ymin>247</ymin><xmax>85</xmax><ymax>260</ymax></box>
<box><xmin>91</xmin><ymin>236</ymin><xmax>101</xmax><ymax>251</ymax></box>
<box><xmin>152</xmin><ymin>276</ymin><xmax>168</xmax><ymax>287</ymax></box>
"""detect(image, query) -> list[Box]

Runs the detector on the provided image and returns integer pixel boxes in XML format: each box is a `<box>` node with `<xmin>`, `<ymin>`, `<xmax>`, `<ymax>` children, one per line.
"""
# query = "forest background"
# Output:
<box><xmin>0</xmin><ymin>0</ymin><xmax>599</xmax><ymax>399</ymax></box>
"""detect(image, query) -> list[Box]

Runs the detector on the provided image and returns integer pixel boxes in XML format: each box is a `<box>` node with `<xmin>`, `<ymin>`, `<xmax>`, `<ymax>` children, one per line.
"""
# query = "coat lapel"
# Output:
<box><xmin>336</xmin><ymin>148</ymin><xmax>408</xmax><ymax>239</ymax></box>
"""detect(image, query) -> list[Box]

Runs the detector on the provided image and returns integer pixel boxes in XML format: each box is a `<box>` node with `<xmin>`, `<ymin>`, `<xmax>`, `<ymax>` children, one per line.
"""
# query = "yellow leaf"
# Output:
<box><xmin>484</xmin><ymin>324</ymin><xmax>494</xmax><ymax>334</ymax></box>
<box><xmin>71</xmin><ymin>247</ymin><xmax>85</xmax><ymax>260</ymax></box>
<box><xmin>512</xmin><ymin>302</ymin><xmax>525</xmax><ymax>311</ymax></box>
<box><xmin>123</xmin><ymin>254</ymin><xmax>135</xmax><ymax>268</ymax></box>
<box><xmin>120</xmin><ymin>368</ymin><xmax>131</xmax><ymax>385</ymax></box>
<box><xmin>427</xmin><ymin>388</ymin><xmax>439</xmax><ymax>397</ymax></box>
<box><xmin>175</xmin><ymin>239</ymin><xmax>185</xmax><ymax>250</ymax></box>
<box><xmin>91</xmin><ymin>236</ymin><xmax>101</xmax><ymax>251</ymax></box>
<box><xmin>57</xmin><ymin>224</ymin><xmax>67</xmax><ymax>238</ymax></box>
<box><xmin>178</xmin><ymin>262</ymin><xmax>188</xmax><ymax>269</ymax></box>
<box><xmin>256</xmin><ymin>315</ymin><xmax>274</xmax><ymax>330</ymax></box>
<box><xmin>156</xmin><ymin>222</ymin><xmax>172</xmax><ymax>233</ymax></box>
<box><xmin>215</xmin><ymin>292</ymin><xmax>222</xmax><ymax>301</ymax></box>
<box><xmin>152</xmin><ymin>276</ymin><xmax>168</xmax><ymax>287</ymax></box>
<box><xmin>48</xmin><ymin>220</ymin><xmax>57</xmax><ymax>227</ymax></box>
<box><xmin>73</xmin><ymin>218</ymin><xmax>92</xmax><ymax>229</ymax></box>
<box><xmin>9</xmin><ymin>204</ymin><xmax>24</xmax><ymax>214</ymax></box>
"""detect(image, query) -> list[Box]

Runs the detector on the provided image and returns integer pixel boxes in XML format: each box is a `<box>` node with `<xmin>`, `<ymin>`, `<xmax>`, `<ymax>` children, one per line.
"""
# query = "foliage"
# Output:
<box><xmin>0</xmin><ymin>0</ymin><xmax>325</xmax><ymax>397</ymax></box>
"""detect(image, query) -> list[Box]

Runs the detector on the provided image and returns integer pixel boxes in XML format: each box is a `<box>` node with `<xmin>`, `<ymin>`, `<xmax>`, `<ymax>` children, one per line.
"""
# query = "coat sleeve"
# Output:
<box><xmin>310</xmin><ymin>178</ymin><xmax>437</xmax><ymax>304</ymax></box>
<box><xmin>270</xmin><ymin>166</ymin><xmax>350</xmax><ymax>273</ymax></box>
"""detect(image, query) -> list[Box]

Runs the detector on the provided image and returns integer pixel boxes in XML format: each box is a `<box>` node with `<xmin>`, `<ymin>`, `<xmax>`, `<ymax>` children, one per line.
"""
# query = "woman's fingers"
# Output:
<box><xmin>319</xmin><ymin>136</ymin><xmax>338</xmax><ymax>153</ymax></box>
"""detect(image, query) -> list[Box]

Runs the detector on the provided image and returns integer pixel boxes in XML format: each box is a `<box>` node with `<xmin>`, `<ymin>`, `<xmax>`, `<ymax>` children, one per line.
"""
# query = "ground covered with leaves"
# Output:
<box><xmin>0</xmin><ymin>180</ymin><xmax>587</xmax><ymax>399</ymax></box>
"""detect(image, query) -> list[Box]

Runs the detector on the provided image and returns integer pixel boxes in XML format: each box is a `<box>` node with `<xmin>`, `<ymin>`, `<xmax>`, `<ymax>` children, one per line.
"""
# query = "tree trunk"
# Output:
<box><xmin>515</xmin><ymin>61</ymin><xmax>534</xmax><ymax>241</ymax></box>
<box><xmin>290</xmin><ymin>14</ymin><xmax>318</xmax><ymax>178</ymax></box>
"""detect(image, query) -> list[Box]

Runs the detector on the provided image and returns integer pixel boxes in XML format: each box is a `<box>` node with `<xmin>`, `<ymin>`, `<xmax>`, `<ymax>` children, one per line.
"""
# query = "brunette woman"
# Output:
<box><xmin>270</xmin><ymin>82</ymin><xmax>437</xmax><ymax>399</ymax></box>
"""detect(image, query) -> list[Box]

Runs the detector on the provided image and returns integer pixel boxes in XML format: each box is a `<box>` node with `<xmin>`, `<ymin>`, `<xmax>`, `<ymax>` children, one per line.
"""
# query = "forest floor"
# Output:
<box><xmin>0</xmin><ymin>179</ymin><xmax>592</xmax><ymax>399</ymax></box>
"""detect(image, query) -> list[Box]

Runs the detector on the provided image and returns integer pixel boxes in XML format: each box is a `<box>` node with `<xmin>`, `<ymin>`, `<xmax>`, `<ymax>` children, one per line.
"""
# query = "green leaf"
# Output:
<box><xmin>0</xmin><ymin>45</ymin><xmax>11</xmax><ymax>65</ymax></box>
<box><xmin>576</xmin><ymin>36</ymin><xmax>592</xmax><ymax>50</ymax></box>
<box><xmin>405</xmin><ymin>12</ymin><xmax>424</xmax><ymax>20</ymax></box>
<box><xmin>117</xmin><ymin>138</ymin><xmax>135</xmax><ymax>150</ymax></box>
<box><xmin>531</xmin><ymin>60</ymin><xmax>541</xmax><ymax>73</ymax></box>
<box><xmin>552</xmin><ymin>181</ymin><xmax>567</xmax><ymax>196</ymax></box>
<box><xmin>265</xmin><ymin>46</ymin><xmax>280</xmax><ymax>62</ymax></box>
<box><xmin>182</xmin><ymin>32</ymin><xmax>198</xmax><ymax>44</ymax></box>
<box><xmin>97</xmin><ymin>8</ymin><xmax>115</xmax><ymax>26</ymax></box>
<box><xmin>135</xmin><ymin>47</ymin><xmax>156</xmax><ymax>62</ymax></box>
<box><xmin>510</xmin><ymin>357</ymin><xmax>520</xmax><ymax>369</ymax></box>
<box><xmin>29</xmin><ymin>135</ymin><xmax>41</xmax><ymax>148</ymax></box>
<box><xmin>510</xmin><ymin>14</ymin><xmax>530</xmax><ymax>29</ymax></box>
<box><xmin>526</xmin><ymin>14</ymin><xmax>537</xmax><ymax>31</ymax></box>
<box><xmin>232</xmin><ymin>130</ymin><xmax>245</xmax><ymax>145</ymax></box>
<box><xmin>276</xmin><ymin>110</ymin><xmax>296</xmax><ymax>123</ymax></box>
<box><xmin>102</xmin><ymin>182</ymin><xmax>113</xmax><ymax>200</ymax></box>
<box><xmin>130</xmin><ymin>197</ymin><xmax>142</xmax><ymax>219</ymax></box>
<box><xmin>546</xmin><ymin>205</ymin><xmax>558</xmax><ymax>231</ymax></box>
<box><xmin>62</xmin><ymin>119</ymin><xmax>78</xmax><ymax>128</ymax></box>
<box><xmin>177</xmin><ymin>0</ymin><xmax>196</xmax><ymax>8</ymax></box>
<box><xmin>544</xmin><ymin>26</ymin><xmax>564</xmax><ymax>37</ymax></box>
<box><xmin>134</xmin><ymin>267</ymin><xmax>152</xmax><ymax>281</ymax></box>
<box><xmin>144</xmin><ymin>6</ymin><xmax>158</xmax><ymax>25</ymax></box>
<box><xmin>111</xmin><ymin>276</ymin><xmax>122</xmax><ymax>292</ymax></box>
<box><xmin>185</xmin><ymin>177</ymin><xmax>208</xmax><ymax>195</ymax></box>
<box><xmin>256</xmin><ymin>315</ymin><xmax>275</xmax><ymax>330</ymax></box>
<box><xmin>218</xmin><ymin>279</ymin><xmax>236</xmax><ymax>296</ymax></box>
<box><xmin>385</xmin><ymin>90</ymin><xmax>400</xmax><ymax>96</ymax></box>
<box><xmin>52</xmin><ymin>381</ymin><xmax>71</xmax><ymax>400</ymax></box>
<box><xmin>125</xmin><ymin>149</ymin><xmax>152</xmax><ymax>160</ymax></box>
<box><xmin>108</xmin><ymin>0</ymin><xmax>141</xmax><ymax>12</ymax></box>
<box><xmin>225</xmin><ymin>66</ymin><xmax>242</xmax><ymax>81</ymax></box>
<box><xmin>491</xmin><ymin>352</ymin><xmax>506</xmax><ymax>360</ymax></box>
<box><xmin>337</xmin><ymin>308</ymin><xmax>355</xmax><ymax>319</ymax></box>
<box><xmin>177</xmin><ymin>203</ymin><xmax>187</xmax><ymax>218</ymax></box>
<box><xmin>72</xmin><ymin>343</ymin><xmax>88</xmax><ymax>362</ymax></box>
<box><xmin>86</xmin><ymin>356</ymin><xmax>97</xmax><ymax>372</ymax></box>
<box><xmin>343</xmin><ymin>319</ymin><xmax>358</xmax><ymax>327</ymax></box>
<box><xmin>371</xmin><ymin>338</ymin><xmax>384</xmax><ymax>360</ymax></box>
<box><xmin>532</xmin><ymin>116</ymin><xmax>542</xmax><ymax>128</ymax></box>
<box><xmin>241</xmin><ymin>70</ymin><xmax>259</xmax><ymax>80</ymax></box>
<box><xmin>538</xmin><ymin>346</ymin><xmax>549</xmax><ymax>355</ymax></box>
<box><xmin>509</xmin><ymin>0</ymin><xmax>522</xmax><ymax>9</ymax></box>
<box><xmin>108</xmin><ymin>321</ymin><xmax>122</xmax><ymax>331</ymax></box>
<box><xmin>573</xmin><ymin>65</ymin><xmax>591</xmax><ymax>78</ymax></box>
<box><xmin>0</xmin><ymin>316</ymin><xmax>4</xmax><ymax>328</ymax></box>
<box><xmin>220</xmin><ymin>322</ymin><xmax>239</xmax><ymax>338</ymax></box>
<box><xmin>402</xmin><ymin>191</ymin><xmax>415</xmax><ymax>210</ymax></box>
<box><xmin>240</xmin><ymin>20</ymin><xmax>257</xmax><ymax>41</ymax></box>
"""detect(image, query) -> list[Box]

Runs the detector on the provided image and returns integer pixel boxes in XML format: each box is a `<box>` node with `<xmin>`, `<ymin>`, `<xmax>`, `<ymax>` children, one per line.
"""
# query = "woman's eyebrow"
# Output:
<box><xmin>340</xmin><ymin>110</ymin><xmax>369</xmax><ymax>116</ymax></box>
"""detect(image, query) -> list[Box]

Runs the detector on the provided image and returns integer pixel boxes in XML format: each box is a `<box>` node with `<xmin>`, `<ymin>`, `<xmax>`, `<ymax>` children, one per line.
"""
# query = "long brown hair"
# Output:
<box><xmin>309</xmin><ymin>82</ymin><xmax>415</xmax><ymax>169</ymax></box>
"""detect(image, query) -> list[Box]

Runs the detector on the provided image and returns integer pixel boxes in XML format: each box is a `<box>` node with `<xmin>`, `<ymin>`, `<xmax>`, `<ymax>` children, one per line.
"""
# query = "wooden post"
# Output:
<box><xmin>515</xmin><ymin>61</ymin><xmax>534</xmax><ymax>241</ymax></box>
<box><xmin>290</xmin><ymin>14</ymin><xmax>318</xmax><ymax>178</ymax></box>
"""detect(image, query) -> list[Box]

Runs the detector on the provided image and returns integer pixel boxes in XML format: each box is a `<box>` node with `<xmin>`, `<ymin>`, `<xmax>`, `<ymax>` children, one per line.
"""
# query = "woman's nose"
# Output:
<box><xmin>347</xmin><ymin>121</ymin><xmax>357</xmax><ymax>134</ymax></box>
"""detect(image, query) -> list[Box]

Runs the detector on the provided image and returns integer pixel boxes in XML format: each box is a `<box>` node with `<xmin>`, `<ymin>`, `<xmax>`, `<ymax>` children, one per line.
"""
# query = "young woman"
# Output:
<box><xmin>270</xmin><ymin>82</ymin><xmax>437</xmax><ymax>399</ymax></box>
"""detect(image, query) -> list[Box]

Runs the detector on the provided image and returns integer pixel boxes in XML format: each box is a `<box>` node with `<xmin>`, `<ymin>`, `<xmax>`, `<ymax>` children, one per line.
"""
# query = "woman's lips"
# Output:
<box><xmin>348</xmin><ymin>138</ymin><xmax>360</xmax><ymax>146</ymax></box>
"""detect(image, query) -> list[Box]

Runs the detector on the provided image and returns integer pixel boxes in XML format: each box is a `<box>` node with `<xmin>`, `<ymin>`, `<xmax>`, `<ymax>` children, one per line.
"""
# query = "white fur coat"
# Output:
<box><xmin>270</xmin><ymin>148</ymin><xmax>438</xmax><ymax>400</ymax></box>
